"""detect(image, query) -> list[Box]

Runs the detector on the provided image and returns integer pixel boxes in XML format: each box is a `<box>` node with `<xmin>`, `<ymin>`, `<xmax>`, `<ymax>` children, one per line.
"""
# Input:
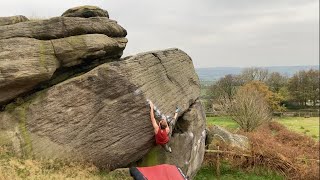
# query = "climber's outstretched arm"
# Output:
<box><xmin>149</xmin><ymin>101</ymin><xmax>159</xmax><ymax>134</ymax></box>
<box><xmin>169</xmin><ymin>108</ymin><xmax>180</xmax><ymax>133</ymax></box>
<box><xmin>173</xmin><ymin>112</ymin><xmax>178</xmax><ymax>120</ymax></box>
<box><xmin>173</xmin><ymin>107</ymin><xmax>180</xmax><ymax>120</ymax></box>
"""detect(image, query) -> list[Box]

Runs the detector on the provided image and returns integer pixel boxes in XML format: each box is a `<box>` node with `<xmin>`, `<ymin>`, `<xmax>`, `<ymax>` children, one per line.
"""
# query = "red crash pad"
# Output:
<box><xmin>130</xmin><ymin>164</ymin><xmax>188</xmax><ymax>180</ymax></box>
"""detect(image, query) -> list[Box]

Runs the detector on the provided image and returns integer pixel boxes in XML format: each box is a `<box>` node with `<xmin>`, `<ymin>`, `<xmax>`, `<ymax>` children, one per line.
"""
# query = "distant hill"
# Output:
<box><xmin>196</xmin><ymin>65</ymin><xmax>318</xmax><ymax>83</ymax></box>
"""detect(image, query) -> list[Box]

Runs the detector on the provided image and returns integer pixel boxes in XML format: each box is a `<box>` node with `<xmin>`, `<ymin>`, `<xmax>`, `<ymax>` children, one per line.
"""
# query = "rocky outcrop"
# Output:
<box><xmin>0</xmin><ymin>6</ymin><xmax>206</xmax><ymax>175</ymax></box>
<box><xmin>0</xmin><ymin>37</ymin><xmax>59</xmax><ymax>105</ymax></box>
<box><xmin>52</xmin><ymin>34</ymin><xmax>126</xmax><ymax>67</ymax></box>
<box><xmin>62</xmin><ymin>6</ymin><xmax>109</xmax><ymax>18</ymax></box>
<box><xmin>0</xmin><ymin>15</ymin><xmax>28</xmax><ymax>26</ymax></box>
<box><xmin>0</xmin><ymin>11</ymin><xmax>127</xmax><ymax>105</ymax></box>
<box><xmin>0</xmin><ymin>35</ymin><xmax>126</xmax><ymax>104</ymax></box>
<box><xmin>0</xmin><ymin>17</ymin><xmax>126</xmax><ymax>40</ymax></box>
<box><xmin>207</xmin><ymin>125</ymin><xmax>250</xmax><ymax>151</ymax></box>
<box><xmin>0</xmin><ymin>48</ymin><xmax>202</xmax><ymax>170</ymax></box>
<box><xmin>138</xmin><ymin>100</ymin><xmax>206</xmax><ymax>178</ymax></box>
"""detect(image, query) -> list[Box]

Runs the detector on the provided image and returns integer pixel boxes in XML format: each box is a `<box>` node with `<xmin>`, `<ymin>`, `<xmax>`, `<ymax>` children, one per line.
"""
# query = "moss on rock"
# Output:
<box><xmin>16</xmin><ymin>105</ymin><xmax>32</xmax><ymax>158</ymax></box>
<box><xmin>137</xmin><ymin>146</ymin><xmax>166</xmax><ymax>167</ymax></box>
<box><xmin>2</xmin><ymin>90</ymin><xmax>48</xmax><ymax>158</ymax></box>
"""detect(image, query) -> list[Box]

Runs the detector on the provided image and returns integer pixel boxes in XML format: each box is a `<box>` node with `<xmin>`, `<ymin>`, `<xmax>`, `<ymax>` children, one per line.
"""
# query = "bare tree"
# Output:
<box><xmin>240</xmin><ymin>67</ymin><xmax>269</xmax><ymax>83</ymax></box>
<box><xmin>221</xmin><ymin>87</ymin><xmax>271</xmax><ymax>132</ymax></box>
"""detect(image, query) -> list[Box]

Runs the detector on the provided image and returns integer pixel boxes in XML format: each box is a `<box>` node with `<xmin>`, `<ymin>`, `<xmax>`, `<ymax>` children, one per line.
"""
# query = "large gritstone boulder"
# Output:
<box><xmin>0</xmin><ymin>48</ymin><xmax>202</xmax><ymax>170</ymax></box>
<box><xmin>0</xmin><ymin>6</ymin><xmax>206</xmax><ymax>176</ymax></box>
<box><xmin>0</xmin><ymin>11</ymin><xmax>127</xmax><ymax>105</ymax></box>
<box><xmin>137</xmin><ymin>100</ymin><xmax>206</xmax><ymax>178</ymax></box>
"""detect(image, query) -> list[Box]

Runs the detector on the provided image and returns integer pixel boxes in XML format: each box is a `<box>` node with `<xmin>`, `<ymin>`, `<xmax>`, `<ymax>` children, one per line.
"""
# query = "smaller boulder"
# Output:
<box><xmin>62</xmin><ymin>6</ymin><xmax>109</xmax><ymax>18</ymax></box>
<box><xmin>207</xmin><ymin>125</ymin><xmax>250</xmax><ymax>151</ymax></box>
<box><xmin>0</xmin><ymin>15</ymin><xmax>28</xmax><ymax>26</ymax></box>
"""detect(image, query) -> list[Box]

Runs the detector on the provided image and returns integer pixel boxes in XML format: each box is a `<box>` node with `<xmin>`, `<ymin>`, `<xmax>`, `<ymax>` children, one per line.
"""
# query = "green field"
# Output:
<box><xmin>276</xmin><ymin>117</ymin><xmax>319</xmax><ymax>139</ymax></box>
<box><xmin>207</xmin><ymin>116</ymin><xmax>319</xmax><ymax>139</ymax></box>
<box><xmin>207</xmin><ymin>116</ymin><xmax>238</xmax><ymax>129</ymax></box>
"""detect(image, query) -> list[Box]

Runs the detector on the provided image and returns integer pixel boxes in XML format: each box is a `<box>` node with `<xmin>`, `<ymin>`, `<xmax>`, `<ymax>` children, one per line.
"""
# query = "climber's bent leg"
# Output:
<box><xmin>161</xmin><ymin>143</ymin><xmax>172</xmax><ymax>153</ymax></box>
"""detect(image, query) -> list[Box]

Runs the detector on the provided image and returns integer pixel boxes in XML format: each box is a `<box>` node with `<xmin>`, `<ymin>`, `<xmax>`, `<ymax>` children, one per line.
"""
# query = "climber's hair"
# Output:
<box><xmin>160</xmin><ymin>120</ymin><xmax>167</xmax><ymax>129</ymax></box>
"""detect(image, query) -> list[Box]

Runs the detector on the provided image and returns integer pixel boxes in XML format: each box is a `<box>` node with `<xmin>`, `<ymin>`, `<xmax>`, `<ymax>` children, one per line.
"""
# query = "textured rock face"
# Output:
<box><xmin>207</xmin><ymin>125</ymin><xmax>250</xmax><ymax>151</ymax></box>
<box><xmin>62</xmin><ymin>6</ymin><xmax>109</xmax><ymax>18</ymax></box>
<box><xmin>0</xmin><ymin>6</ymin><xmax>206</xmax><ymax>175</ymax></box>
<box><xmin>0</xmin><ymin>37</ymin><xmax>59</xmax><ymax>105</ymax></box>
<box><xmin>138</xmin><ymin>100</ymin><xmax>206</xmax><ymax>178</ymax></box>
<box><xmin>0</xmin><ymin>35</ymin><xmax>126</xmax><ymax>104</ymax></box>
<box><xmin>0</xmin><ymin>48</ymin><xmax>202</xmax><ymax>169</ymax></box>
<box><xmin>51</xmin><ymin>34</ymin><xmax>126</xmax><ymax>67</ymax></box>
<box><xmin>0</xmin><ymin>11</ymin><xmax>127</xmax><ymax>105</ymax></box>
<box><xmin>177</xmin><ymin>100</ymin><xmax>206</xmax><ymax>177</ymax></box>
<box><xmin>0</xmin><ymin>15</ymin><xmax>28</xmax><ymax>26</ymax></box>
<box><xmin>0</xmin><ymin>17</ymin><xmax>126</xmax><ymax>40</ymax></box>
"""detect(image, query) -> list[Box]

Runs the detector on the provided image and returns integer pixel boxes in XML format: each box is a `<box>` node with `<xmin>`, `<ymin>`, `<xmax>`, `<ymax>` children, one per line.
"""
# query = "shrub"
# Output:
<box><xmin>241</xmin><ymin>122</ymin><xmax>319</xmax><ymax>179</ymax></box>
<box><xmin>221</xmin><ymin>87</ymin><xmax>271</xmax><ymax>132</ymax></box>
<box><xmin>203</xmin><ymin>121</ymin><xmax>319</xmax><ymax>179</ymax></box>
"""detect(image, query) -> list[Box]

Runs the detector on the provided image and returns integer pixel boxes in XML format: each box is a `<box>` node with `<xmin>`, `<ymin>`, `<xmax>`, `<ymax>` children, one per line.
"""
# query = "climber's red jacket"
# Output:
<box><xmin>155</xmin><ymin>129</ymin><xmax>169</xmax><ymax>145</ymax></box>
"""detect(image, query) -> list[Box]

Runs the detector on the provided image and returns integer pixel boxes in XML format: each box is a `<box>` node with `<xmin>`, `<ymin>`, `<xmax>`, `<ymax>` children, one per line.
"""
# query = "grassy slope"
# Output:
<box><xmin>0</xmin><ymin>146</ymin><xmax>132</xmax><ymax>180</ymax></box>
<box><xmin>207</xmin><ymin>116</ymin><xmax>319</xmax><ymax>139</ymax></box>
<box><xmin>276</xmin><ymin>117</ymin><xmax>319</xmax><ymax>139</ymax></box>
<box><xmin>207</xmin><ymin>116</ymin><xmax>238</xmax><ymax>130</ymax></box>
<box><xmin>195</xmin><ymin>116</ymin><xmax>319</xmax><ymax>179</ymax></box>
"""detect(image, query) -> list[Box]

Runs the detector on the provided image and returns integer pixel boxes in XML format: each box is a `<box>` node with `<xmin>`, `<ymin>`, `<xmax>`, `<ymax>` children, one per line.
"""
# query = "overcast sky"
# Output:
<box><xmin>1</xmin><ymin>0</ymin><xmax>319</xmax><ymax>68</ymax></box>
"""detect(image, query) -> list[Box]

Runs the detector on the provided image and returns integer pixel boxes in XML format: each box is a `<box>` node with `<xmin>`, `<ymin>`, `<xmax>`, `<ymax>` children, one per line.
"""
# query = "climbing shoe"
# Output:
<box><xmin>164</xmin><ymin>144</ymin><xmax>172</xmax><ymax>153</ymax></box>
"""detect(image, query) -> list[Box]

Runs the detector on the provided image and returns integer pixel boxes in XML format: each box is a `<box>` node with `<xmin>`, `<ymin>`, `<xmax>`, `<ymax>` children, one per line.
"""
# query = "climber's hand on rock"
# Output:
<box><xmin>149</xmin><ymin>101</ymin><xmax>154</xmax><ymax>109</ymax></box>
<box><xmin>175</xmin><ymin>106</ymin><xmax>180</xmax><ymax>113</ymax></box>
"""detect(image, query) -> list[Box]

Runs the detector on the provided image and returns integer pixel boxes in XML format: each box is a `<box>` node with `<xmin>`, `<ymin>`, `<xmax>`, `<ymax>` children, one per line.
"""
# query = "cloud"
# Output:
<box><xmin>0</xmin><ymin>0</ymin><xmax>318</xmax><ymax>67</ymax></box>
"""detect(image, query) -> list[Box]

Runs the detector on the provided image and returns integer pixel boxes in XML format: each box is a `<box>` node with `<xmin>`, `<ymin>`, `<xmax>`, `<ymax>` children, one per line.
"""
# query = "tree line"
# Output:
<box><xmin>206</xmin><ymin>67</ymin><xmax>319</xmax><ymax>112</ymax></box>
<box><xmin>205</xmin><ymin>67</ymin><xmax>319</xmax><ymax>132</ymax></box>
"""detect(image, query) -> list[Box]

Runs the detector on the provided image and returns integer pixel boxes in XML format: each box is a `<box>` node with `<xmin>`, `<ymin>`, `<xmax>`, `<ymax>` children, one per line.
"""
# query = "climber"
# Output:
<box><xmin>148</xmin><ymin>100</ymin><xmax>179</xmax><ymax>153</ymax></box>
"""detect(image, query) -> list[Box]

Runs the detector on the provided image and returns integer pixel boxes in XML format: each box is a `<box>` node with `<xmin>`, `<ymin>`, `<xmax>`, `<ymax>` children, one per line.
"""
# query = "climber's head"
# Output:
<box><xmin>159</xmin><ymin>120</ymin><xmax>167</xmax><ymax>129</ymax></box>
<box><xmin>159</xmin><ymin>116</ymin><xmax>167</xmax><ymax>129</ymax></box>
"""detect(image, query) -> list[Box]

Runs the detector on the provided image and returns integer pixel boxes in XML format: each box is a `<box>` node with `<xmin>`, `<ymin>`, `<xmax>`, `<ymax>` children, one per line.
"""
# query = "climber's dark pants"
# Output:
<box><xmin>167</xmin><ymin>117</ymin><xmax>177</xmax><ymax>137</ymax></box>
<box><xmin>161</xmin><ymin>143</ymin><xmax>171</xmax><ymax>152</ymax></box>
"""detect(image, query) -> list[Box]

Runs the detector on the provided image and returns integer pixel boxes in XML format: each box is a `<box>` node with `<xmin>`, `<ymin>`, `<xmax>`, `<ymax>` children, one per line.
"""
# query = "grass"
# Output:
<box><xmin>0</xmin><ymin>146</ymin><xmax>131</xmax><ymax>180</ymax></box>
<box><xmin>201</xmin><ymin>88</ymin><xmax>208</xmax><ymax>97</ymax></box>
<box><xmin>207</xmin><ymin>116</ymin><xmax>319</xmax><ymax>139</ymax></box>
<box><xmin>276</xmin><ymin>117</ymin><xmax>319</xmax><ymax>139</ymax></box>
<box><xmin>1</xmin><ymin>116</ymin><xmax>317</xmax><ymax>179</ymax></box>
<box><xmin>195</xmin><ymin>163</ymin><xmax>284</xmax><ymax>180</ymax></box>
<box><xmin>207</xmin><ymin>116</ymin><xmax>239</xmax><ymax>130</ymax></box>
